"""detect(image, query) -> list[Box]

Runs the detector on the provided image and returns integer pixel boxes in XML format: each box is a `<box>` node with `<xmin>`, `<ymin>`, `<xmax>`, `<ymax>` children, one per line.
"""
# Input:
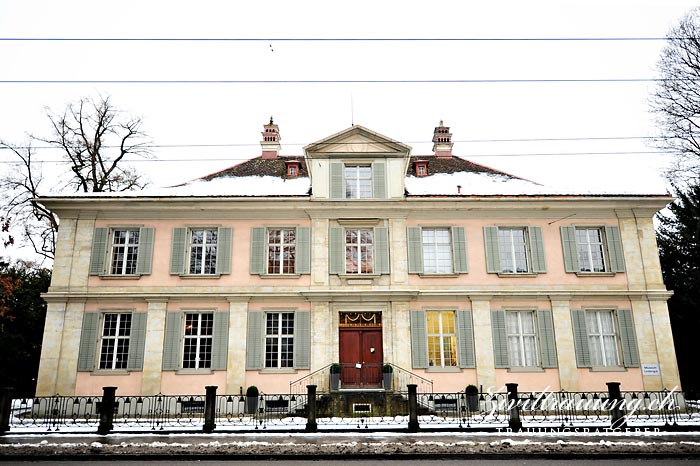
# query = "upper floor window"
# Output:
<box><xmin>561</xmin><ymin>226</ymin><xmax>626</xmax><ymax>274</ymax></box>
<box><xmin>249</xmin><ymin>227</ymin><xmax>310</xmax><ymax>275</ymax></box>
<box><xmin>407</xmin><ymin>226</ymin><xmax>467</xmax><ymax>275</ymax></box>
<box><xmin>170</xmin><ymin>227</ymin><xmax>232</xmax><ymax>276</ymax></box>
<box><xmin>183</xmin><ymin>312</ymin><xmax>214</xmax><ymax>369</ymax></box>
<box><xmin>426</xmin><ymin>311</ymin><xmax>456</xmax><ymax>367</ymax></box>
<box><xmin>267</xmin><ymin>228</ymin><xmax>296</xmax><ymax>274</ymax></box>
<box><xmin>330</xmin><ymin>161</ymin><xmax>386</xmax><ymax>200</ymax></box>
<box><xmin>484</xmin><ymin>226</ymin><xmax>546</xmax><ymax>275</ymax></box>
<box><xmin>345</xmin><ymin>165</ymin><xmax>372</xmax><ymax>199</ymax></box>
<box><xmin>265</xmin><ymin>312</ymin><xmax>295</xmax><ymax>368</ymax></box>
<box><xmin>345</xmin><ymin>228</ymin><xmax>374</xmax><ymax>274</ymax></box>
<box><xmin>329</xmin><ymin>226</ymin><xmax>390</xmax><ymax>275</ymax></box>
<box><xmin>89</xmin><ymin>227</ymin><xmax>155</xmax><ymax>277</ymax></box>
<box><xmin>99</xmin><ymin>313</ymin><xmax>132</xmax><ymax>370</ymax></box>
<box><xmin>422</xmin><ymin>228</ymin><xmax>453</xmax><ymax>274</ymax></box>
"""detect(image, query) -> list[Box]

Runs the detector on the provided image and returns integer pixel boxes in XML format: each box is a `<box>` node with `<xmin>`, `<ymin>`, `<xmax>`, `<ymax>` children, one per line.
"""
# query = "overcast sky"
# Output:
<box><xmin>1</xmin><ymin>0</ymin><xmax>698</xmax><ymax>260</ymax></box>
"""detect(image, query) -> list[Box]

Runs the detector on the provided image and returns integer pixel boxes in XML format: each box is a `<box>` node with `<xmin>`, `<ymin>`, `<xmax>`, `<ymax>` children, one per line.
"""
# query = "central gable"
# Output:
<box><xmin>304</xmin><ymin>125</ymin><xmax>412</xmax><ymax>159</ymax></box>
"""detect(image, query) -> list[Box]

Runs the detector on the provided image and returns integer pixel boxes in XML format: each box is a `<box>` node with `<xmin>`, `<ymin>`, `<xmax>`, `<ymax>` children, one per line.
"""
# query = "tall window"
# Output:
<box><xmin>189</xmin><ymin>228</ymin><xmax>218</xmax><ymax>275</ymax></box>
<box><xmin>576</xmin><ymin>228</ymin><xmax>606</xmax><ymax>273</ymax></box>
<box><xmin>267</xmin><ymin>228</ymin><xmax>296</xmax><ymax>274</ymax></box>
<box><xmin>265</xmin><ymin>312</ymin><xmax>294</xmax><ymax>368</ymax></box>
<box><xmin>345</xmin><ymin>229</ymin><xmax>374</xmax><ymax>274</ymax></box>
<box><xmin>345</xmin><ymin>165</ymin><xmax>372</xmax><ymax>199</ymax></box>
<box><xmin>586</xmin><ymin>310</ymin><xmax>619</xmax><ymax>366</ymax></box>
<box><xmin>505</xmin><ymin>311</ymin><xmax>538</xmax><ymax>367</ymax></box>
<box><xmin>426</xmin><ymin>311</ymin><xmax>456</xmax><ymax>367</ymax></box>
<box><xmin>110</xmin><ymin>229</ymin><xmax>140</xmax><ymax>275</ymax></box>
<box><xmin>99</xmin><ymin>313</ymin><xmax>131</xmax><ymax>369</ymax></box>
<box><xmin>183</xmin><ymin>313</ymin><xmax>213</xmax><ymax>369</ymax></box>
<box><xmin>422</xmin><ymin>228</ymin><xmax>452</xmax><ymax>274</ymax></box>
<box><xmin>498</xmin><ymin>228</ymin><xmax>529</xmax><ymax>273</ymax></box>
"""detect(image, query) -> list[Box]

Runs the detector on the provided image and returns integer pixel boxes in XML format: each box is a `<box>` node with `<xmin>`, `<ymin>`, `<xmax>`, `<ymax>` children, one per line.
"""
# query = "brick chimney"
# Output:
<box><xmin>261</xmin><ymin>117</ymin><xmax>281</xmax><ymax>159</ymax></box>
<box><xmin>432</xmin><ymin>120</ymin><xmax>453</xmax><ymax>158</ymax></box>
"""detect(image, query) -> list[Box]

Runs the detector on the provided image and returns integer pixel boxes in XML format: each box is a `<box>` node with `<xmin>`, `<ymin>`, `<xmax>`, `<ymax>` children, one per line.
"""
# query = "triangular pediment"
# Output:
<box><xmin>304</xmin><ymin>125</ymin><xmax>412</xmax><ymax>158</ymax></box>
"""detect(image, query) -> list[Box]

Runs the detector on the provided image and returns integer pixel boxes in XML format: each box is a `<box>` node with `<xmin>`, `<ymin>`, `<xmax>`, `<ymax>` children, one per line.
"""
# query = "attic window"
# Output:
<box><xmin>286</xmin><ymin>161</ymin><xmax>300</xmax><ymax>177</ymax></box>
<box><xmin>414</xmin><ymin>161</ymin><xmax>428</xmax><ymax>177</ymax></box>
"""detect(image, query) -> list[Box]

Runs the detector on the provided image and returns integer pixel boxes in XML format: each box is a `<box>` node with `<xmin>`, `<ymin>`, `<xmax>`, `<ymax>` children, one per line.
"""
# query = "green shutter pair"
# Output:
<box><xmin>249</xmin><ymin>227</ymin><xmax>311</xmax><ymax>274</ymax></box>
<box><xmin>245</xmin><ymin>311</ymin><xmax>311</xmax><ymax>370</ymax></box>
<box><xmin>561</xmin><ymin>226</ymin><xmax>626</xmax><ymax>273</ymax></box>
<box><xmin>89</xmin><ymin>227</ymin><xmax>155</xmax><ymax>275</ymax></box>
<box><xmin>169</xmin><ymin>227</ymin><xmax>233</xmax><ymax>275</ymax></box>
<box><xmin>329</xmin><ymin>227</ymin><xmax>390</xmax><ymax>274</ymax></box>
<box><xmin>410</xmin><ymin>310</ymin><xmax>475</xmax><ymax>369</ymax></box>
<box><xmin>490</xmin><ymin>310</ymin><xmax>558</xmax><ymax>368</ymax></box>
<box><xmin>570</xmin><ymin>309</ymin><xmax>640</xmax><ymax>367</ymax></box>
<box><xmin>329</xmin><ymin>161</ymin><xmax>387</xmax><ymax>199</ymax></box>
<box><xmin>483</xmin><ymin>226</ymin><xmax>546</xmax><ymax>274</ymax></box>
<box><xmin>162</xmin><ymin>312</ymin><xmax>230</xmax><ymax>371</ymax></box>
<box><xmin>407</xmin><ymin>226</ymin><xmax>468</xmax><ymax>274</ymax></box>
<box><xmin>77</xmin><ymin>312</ymin><xmax>148</xmax><ymax>371</ymax></box>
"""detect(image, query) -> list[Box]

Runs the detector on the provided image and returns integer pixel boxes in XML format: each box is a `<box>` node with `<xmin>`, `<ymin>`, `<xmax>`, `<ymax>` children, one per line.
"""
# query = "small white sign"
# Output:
<box><xmin>642</xmin><ymin>364</ymin><xmax>660</xmax><ymax>376</ymax></box>
<box><xmin>355</xmin><ymin>363</ymin><xmax>362</xmax><ymax>369</ymax></box>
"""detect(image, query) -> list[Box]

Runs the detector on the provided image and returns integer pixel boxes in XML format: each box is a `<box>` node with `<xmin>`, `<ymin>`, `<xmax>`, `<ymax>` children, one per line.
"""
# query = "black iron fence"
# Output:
<box><xmin>2</xmin><ymin>383</ymin><xmax>699</xmax><ymax>435</ymax></box>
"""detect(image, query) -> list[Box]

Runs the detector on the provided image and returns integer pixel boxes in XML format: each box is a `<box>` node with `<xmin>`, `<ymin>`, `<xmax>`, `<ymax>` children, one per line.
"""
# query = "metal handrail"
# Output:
<box><xmin>289</xmin><ymin>363</ymin><xmax>333</xmax><ymax>395</ymax></box>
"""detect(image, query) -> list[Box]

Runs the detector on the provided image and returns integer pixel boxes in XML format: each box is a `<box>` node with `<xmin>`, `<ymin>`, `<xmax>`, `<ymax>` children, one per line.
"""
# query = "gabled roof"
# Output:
<box><xmin>201</xmin><ymin>156</ymin><xmax>309</xmax><ymax>180</ymax></box>
<box><xmin>304</xmin><ymin>125</ymin><xmax>411</xmax><ymax>158</ymax></box>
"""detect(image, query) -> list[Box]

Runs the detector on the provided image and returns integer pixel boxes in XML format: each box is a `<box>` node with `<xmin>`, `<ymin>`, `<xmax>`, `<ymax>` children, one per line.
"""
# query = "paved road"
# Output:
<box><xmin>1</xmin><ymin>460</ymin><xmax>700</xmax><ymax>465</ymax></box>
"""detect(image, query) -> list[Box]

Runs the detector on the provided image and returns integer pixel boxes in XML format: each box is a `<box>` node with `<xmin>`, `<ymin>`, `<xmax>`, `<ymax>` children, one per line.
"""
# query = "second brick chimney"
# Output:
<box><xmin>432</xmin><ymin>120</ymin><xmax>453</xmax><ymax>158</ymax></box>
<box><xmin>261</xmin><ymin>117</ymin><xmax>281</xmax><ymax>159</ymax></box>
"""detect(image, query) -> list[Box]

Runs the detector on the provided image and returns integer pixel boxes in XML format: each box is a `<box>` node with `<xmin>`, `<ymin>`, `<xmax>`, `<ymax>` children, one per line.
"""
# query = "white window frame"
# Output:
<box><xmin>505</xmin><ymin>310</ymin><xmax>539</xmax><ymax>367</ymax></box>
<box><xmin>182</xmin><ymin>312</ymin><xmax>214</xmax><ymax>369</ymax></box>
<box><xmin>498</xmin><ymin>227</ymin><xmax>530</xmax><ymax>274</ymax></box>
<box><xmin>426</xmin><ymin>310</ymin><xmax>457</xmax><ymax>367</ymax></box>
<box><xmin>109</xmin><ymin>229</ymin><xmax>140</xmax><ymax>275</ymax></box>
<box><xmin>586</xmin><ymin>309</ymin><xmax>620</xmax><ymax>367</ymax></box>
<box><xmin>345</xmin><ymin>228</ymin><xmax>374</xmax><ymax>274</ymax></box>
<box><xmin>345</xmin><ymin>165</ymin><xmax>372</xmax><ymax>199</ymax></box>
<box><xmin>188</xmin><ymin>228</ymin><xmax>218</xmax><ymax>275</ymax></box>
<box><xmin>98</xmin><ymin>313</ymin><xmax>132</xmax><ymax>370</ymax></box>
<box><xmin>265</xmin><ymin>312</ymin><xmax>295</xmax><ymax>368</ymax></box>
<box><xmin>576</xmin><ymin>227</ymin><xmax>607</xmax><ymax>273</ymax></box>
<box><xmin>422</xmin><ymin>228</ymin><xmax>453</xmax><ymax>274</ymax></box>
<box><xmin>267</xmin><ymin>228</ymin><xmax>296</xmax><ymax>274</ymax></box>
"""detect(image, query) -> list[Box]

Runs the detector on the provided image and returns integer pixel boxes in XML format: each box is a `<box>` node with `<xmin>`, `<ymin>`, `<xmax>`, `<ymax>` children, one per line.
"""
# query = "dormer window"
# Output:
<box><xmin>289</xmin><ymin>166</ymin><xmax>297</xmax><ymax>176</ymax></box>
<box><xmin>414</xmin><ymin>161</ymin><xmax>428</xmax><ymax>177</ymax></box>
<box><xmin>285</xmin><ymin>160</ymin><xmax>301</xmax><ymax>177</ymax></box>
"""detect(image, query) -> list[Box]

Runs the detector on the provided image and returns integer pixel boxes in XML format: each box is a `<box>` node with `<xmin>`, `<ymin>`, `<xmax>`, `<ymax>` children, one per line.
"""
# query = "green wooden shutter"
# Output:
<box><xmin>537</xmin><ymin>310</ymin><xmax>557</xmax><ymax>368</ymax></box>
<box><xmin>452</xmin><ymin>226</ymin><xmax>468</xmax><ymax>273</ymax></box>
<box><xmin>528</xmin><ymin>226</ymin><xmax>546</xmax><ymax>273</ymax></box>
<box><xmin>77</xmin><ymin>312</ymin><xmax>99</xmax><ymax>371</ymax></box>
<box><xmin>561</xmin><ymin>226</ymin><xmax>579</xmax><ymax>273</ymax></box>
<box><xmin>374</xmin><ymin>227</ymin><xmax>390</xmax><ymax>274</ymax></box>
<box><xmin>245</xmin><ymin>311</ymin><xmax>264</xmax><ymax>370</ymax></box>
<box><xmin>330</xmin><ymin>162</ymin><xmax>345</xmax><ymax>199</ymax></box>
<box><xmin>249</xmin><ymin>227</ymin><xmax>267</xmax><ymax>274</ymax></box>
<box><xmin>491</xmin><ymin>310</ymin><xmax>509</xmax><ymax>368</ymax></box>
<box><xmin>410</xmin><ymin>310</ymin><xmax>428</xmax><ymax>369</ymax></box>
<box><xmin>372</xmin><ymin>161</ymin><xmax>387</xmax><ymax>199</ymax></box>
<box><xmin>127</xmin><ymin>312</ymin><xmax>147</xmax><ymax>371</ymax></box>
<box><xmin>211</xmin><ymin>311</ymin><xmax>230</xmax><ymax>370</ymax></box>
<box><xmin>215</xmin><ymin>227</ymin><xmax>233</xmax><ymax>275</ymax></box>
<box><xmin>169</xmin><ymin>227</ymin><xmax>188</xmax><ymax>275</ymax></box>
<box><xmin>136</xmin><ymin>227</ymin><xmax>155</xmax><ymax>275</ymax></box>
<box><xmin>294</xmin><ymin>311</ymin><xmax>311</xmax><ymax>369</ymax></box>
<box><xmin>484</xmin><ymin>226</ymin><xmax>501</xmax><ymax>273</ymax></box>
<box><xmin>605</xmin><ymin>226</ymin><xmax>626</xmax><ymax>273</ymax></box>
<box><xmin>617</xmin><ymin>309</ymin><xmax>640</xmax><ymax>367</ymax></box>
<box><xmin>456</xmin><ymin>310</ymin><xmax>475</xmax><ymax>368</ymax></box>
<box><xmin>89</xmin><ymin>228</ymin><xmax>109</xmax><ymax>275</ymax></box>
<box><xmin>162</xmin><ymin>312</ymin><xmax>182</xmax><ymax>370</ymax></box>
<box><xmin>571</xmin><ymin>309</ymin><xmax>591</xmax><ymax>367</ymax></box>
<box><xmin>295</xmin><ymin>227</ymin><xmax>311</xmax><ymax>274</ymax></box>
<box><xmin>329</xmin><ymin>227</ymin><xmax>345</xmax><ymax>274</ymax></box>
<box><xmin>407</xmin><ymin>227</ymin><xmax>424</xmax><ymax>274</ymax></box>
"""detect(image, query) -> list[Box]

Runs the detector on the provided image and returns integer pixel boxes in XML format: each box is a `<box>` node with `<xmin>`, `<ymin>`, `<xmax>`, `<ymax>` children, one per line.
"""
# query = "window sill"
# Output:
<box><xmin>497</xmin><ymin>273</ymin><xmax>538</xmax><ymax>278</ymax></box>
<box><xmin>259</xmin><ymin>274</ymin><xmax>302</xmax><ymax>279</ymax></box>
<box><xmin>175</xmin><ymin>369</ymin><xmax>214</xmax><ymax>375</ymax></box>
<box><xmin>575</xmin><ymin>272</ymin><xmax>617</xmax><ymax>277</ymax></box>
<box><xmin>90</xmin><ymin>370</ymin><xmax>131</xmax><ymax>376</ymax></box>
<box><xmin>426</xmin><ymin>366</ymin><xmax>461</xmax><ymax>373</ymax></box>
<box><xmin>507</xmin><ymin>366</ymin><xmax>545</xmax><ymax>373</ymax></box>
<box><xmin>417</xmin><ymin>273</ymin><xmax>459</xmax><ymax>278</ymax></box>
<box><xmin>589</xmin><ymin>366</ymin><xmax>627</xmax><ymax>372</ymax></box>
<box><xmin>177</xmin><ymin>274</ymin><xmax>221</xmax><ymax>279</ymax></box>
<box><xmin>98</xmin><ymin>274</ymin><xmax>142</xmax><ymax>280</ymax></box>
<box><xmin>259</xmin><ymin>368</ymin><xmax>298</xmax><ymax>374</ymax></box>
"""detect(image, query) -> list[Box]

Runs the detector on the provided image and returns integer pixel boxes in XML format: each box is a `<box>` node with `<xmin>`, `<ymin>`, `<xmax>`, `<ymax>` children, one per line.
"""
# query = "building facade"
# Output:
<box><xmin>35</xmin><ymin>121</ymin><xmax>681</xmax><ymax>397</ymax></box>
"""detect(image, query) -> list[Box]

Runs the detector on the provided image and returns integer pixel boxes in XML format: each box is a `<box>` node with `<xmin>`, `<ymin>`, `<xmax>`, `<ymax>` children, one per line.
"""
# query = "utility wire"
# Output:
<box><xmin>0</xmin><ymin>36</ymin><xmax>682</xmax><ymax>41</ymax></box>
<box><xmin>0</xmin><ymin>78</ymin><xmax>685</xmax><ymax>84</ymax></box>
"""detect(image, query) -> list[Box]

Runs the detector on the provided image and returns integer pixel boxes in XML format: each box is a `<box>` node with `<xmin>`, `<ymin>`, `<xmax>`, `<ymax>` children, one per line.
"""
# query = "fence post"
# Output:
<box><xmin>97</xmin><ymin>386</ymin><xmax>117</xmax><ymax>435</ymax></box>
<box><xmin>407</xmin><ymin>384</ymin><xmax>419</xmax><ymax>432</ymax></box>
<box><xmin>305</xmin><ymin>385</ymin><xmax>317</xmax><ymax>432</ymax></box>
<box><xmin>506</xmin><ymin>383</ymin><xmax>522</xmax><ymax>432</ymax></box>
<box><xmin>606</xmin><ymin>382</ymin><xmax>627</xmax><ymax>429</ymax></box>
<box><xmin>0</xmin><ymin>387</ymin><xmax>12</xmax><ymax>434</ymax></box>
<box><xmin>203</xmin><ymin>385</ymin><xmax>217</xmax><ymax>433</ymax></box>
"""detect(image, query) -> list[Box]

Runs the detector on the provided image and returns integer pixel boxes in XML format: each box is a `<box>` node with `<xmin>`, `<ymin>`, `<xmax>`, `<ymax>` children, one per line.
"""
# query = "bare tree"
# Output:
<box><xmin>1</xmin><ymin>96</ymin><xmax>151</xmax><ymax>260</ymax></box>
<box><xmin>651</xmin><ymin>8</ymin><xmax>700</xmax><ymax>184</ymax></box>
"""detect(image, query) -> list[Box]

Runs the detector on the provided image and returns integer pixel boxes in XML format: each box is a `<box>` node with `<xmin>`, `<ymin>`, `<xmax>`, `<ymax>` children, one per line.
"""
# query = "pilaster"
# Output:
<box><xmin>35</xmin><ymin>301</ymin><xmax>67</xmax><ymax>395</ymax></box>
<box><xmin>471</xmin><ymin>298</ymin><xmax>496</xmax><ymax>391</ymax></box>
<box><xmin>649</xmin><ymin>300</ymin><xmax>682</xmax><ymax>390</ymax></box>
<box><xmin>390</xmin><ymin>301</ymin><xmax>411</xmax><ymax>371</ymax></box>
<box><xmin>311</xmin><ymin>218</ymin><xmax>329</xmax><ymax>286</ymax></box>
<box><xmin>226</xmin><ymin>298</ymin><xmax>249</xmax><ymax>394</ymax></box>
<box><xmin>55</xmin><ymin>300</ymin><xmax>86</xmax><ymax>395</ymax></box>
<box><xmin>618</xmin><ymin>217</ymin><xmax>646</xmax><ymax>289</ymax></box>
<box><xmin>550</xmin><ymin>297</ymin><xmax>579</xmax><ymax>390</ymax></box>
<box><xmin>140</xmin><ymin>299</ymin><xmax>168</xmax><ymax>395</ymax></box>
<box><xmin>310</xmin><ymin>301</ymin><xmax>332</xmax><ymax>369</ymax></box>
<box><xmin>389</xmin><ymin>218</ymin><xmax>408</xmax><ymax>285</ymax></box>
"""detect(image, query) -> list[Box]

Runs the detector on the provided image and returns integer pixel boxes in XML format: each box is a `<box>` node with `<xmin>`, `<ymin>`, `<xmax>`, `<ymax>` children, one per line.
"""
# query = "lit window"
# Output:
<box><xmin>422</xmin><ymin>228</ymin><xmax>452</xmax><ymax>274</ymax></box>
<box><xmin>189</xmin><ymin>229</ymin><xmax>218</xmax><ymax>274</ymax></box>
<box><xmin>182</xmin><ymin>313</ymin><xmax>213</xmax><ymax>369</ymax></box>
<box><xmin>267</xmin><ymin>228</ymin><xmax>296</xmax><ymax>274</ymax></box>
<box><xmin>99</xmin><ymin>313</ymin><xmax>131</xmax><ymax>369</ymax></box>
<box><xmin>427</xmin><ymin>311</ymin><xmax>456</xmax><ymax>367</ymax></box>
<box><xmin>505</xmin><ymin>311</ymin><xmax>538</xmax><ymax>367</ymax></box>
<box><xmin>345</xmin><ymin>165</ymin><xmax>372</xmax><ymax>199</ymax></box>
<box><xmin>109</xmin><ymin>229</ymin><xmax>140</xmax><ymax>275</ymax></box>
<box><xmin>345</xmin><ymin>229</ymin><xmax>374</xmax><ymax>274</ymax></box>
<box><xmin>265</xmin><ymin>312</ymin><xmax>294</xmax><ymax>368</ymax></box>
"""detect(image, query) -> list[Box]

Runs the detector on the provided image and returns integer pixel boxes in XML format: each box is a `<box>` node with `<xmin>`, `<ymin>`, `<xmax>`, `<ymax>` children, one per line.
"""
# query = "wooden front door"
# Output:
<box><xmin>339</xmin><ymin>328</ymin><xmax>383</xmax><ymax>388</ymax></box>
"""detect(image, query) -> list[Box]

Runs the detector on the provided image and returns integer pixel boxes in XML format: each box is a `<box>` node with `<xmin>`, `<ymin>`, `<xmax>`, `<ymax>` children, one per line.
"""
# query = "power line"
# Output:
<box><xmin>0</xmin><ymin>78</ymin><xmax>687</xmax><ymax>84</ymax></box>
<box><xmin>0</xmin><ymin>36</ymin><xmax>680</xmax><ymax>42</ymax></box>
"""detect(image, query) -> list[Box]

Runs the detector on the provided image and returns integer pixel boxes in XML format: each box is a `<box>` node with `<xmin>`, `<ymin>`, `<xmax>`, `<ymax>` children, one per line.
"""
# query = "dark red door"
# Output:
<box><xmin>339</xmin><ymin>328</ymin><xmax>383</xmax><ymax>388</ymax></box>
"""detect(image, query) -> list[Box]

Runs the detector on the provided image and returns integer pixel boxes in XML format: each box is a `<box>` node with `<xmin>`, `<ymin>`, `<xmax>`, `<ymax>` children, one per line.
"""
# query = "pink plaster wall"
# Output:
<box><xmin>75</xmin><ymin>372</ymin><xmax>143</xmax><ymax>396</ymax></box>
<box><xmin>160</xmin><ymin>371</ymin><xmax>227</xmax><ymax>395</ymax></box>
<box><xmin>495</xmin><ymin>369</ymin><xmax>562</xmax><ymax>392</ymax></box>
<box><xmin>246</xmin><ymin>370</ymin><xmax>310</xmax><ymax>394</ymax></box>
<box><xmin>576</xmin><ymin>368</ymin><xmax>643</xmax><ymax>392</ymax></box>
<box><xmin>411</xmin><ymin>369</ymin><xmax>477</xmax><ymax>392</ymax></box>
